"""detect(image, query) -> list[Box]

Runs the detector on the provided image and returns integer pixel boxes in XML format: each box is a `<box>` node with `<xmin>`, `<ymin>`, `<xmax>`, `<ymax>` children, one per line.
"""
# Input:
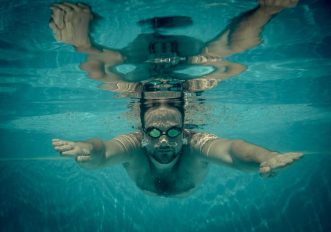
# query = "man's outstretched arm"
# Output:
<box><xmin>51</xmin><ymin>133</ymin><xmax>140</xmax><ymax>169</ymax></box>
<box><xmin>197</xmin><ymin>136</ymin><xmax>303</xmax><ymax>176</ymax></box>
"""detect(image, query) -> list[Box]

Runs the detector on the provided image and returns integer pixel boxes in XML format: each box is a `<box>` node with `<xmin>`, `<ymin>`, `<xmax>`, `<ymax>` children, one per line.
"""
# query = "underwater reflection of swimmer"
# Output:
<box><xmin>49</xmin><ymin>0</ymin><xmax>299</xmax><ymax>92</ymax></box>
<box><xmin>52</xmin><ymin>94</ymin><xmax>303</xmax><ymax>197</ymax></box>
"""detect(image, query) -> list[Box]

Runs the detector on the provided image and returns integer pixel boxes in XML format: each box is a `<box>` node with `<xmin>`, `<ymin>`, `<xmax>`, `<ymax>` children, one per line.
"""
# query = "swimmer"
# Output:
<box><xmin>52</xmin><ymin>101</ymin><xmax>303</xmax><ymax>197</ymax></box>
<box><xmin>50</xmin><ymin>0</ymin><xmax>302</xmax><ymax>197</ymax></box>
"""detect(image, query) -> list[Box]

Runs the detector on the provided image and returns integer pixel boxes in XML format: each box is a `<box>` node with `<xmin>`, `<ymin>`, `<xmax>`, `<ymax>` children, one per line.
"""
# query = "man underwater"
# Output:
<box><xmin>50</xmin><ymin>0</ymin><xmax>303</xmax><ymax>197</ymax></box>
<box><xmin>52</xmin><ymin>95</ymin><xmax>302</xmax><ymax>197</ymax></box>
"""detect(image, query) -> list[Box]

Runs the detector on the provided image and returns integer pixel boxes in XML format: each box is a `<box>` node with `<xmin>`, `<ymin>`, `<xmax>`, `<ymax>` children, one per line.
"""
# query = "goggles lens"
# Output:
<box><xmin>145</xmin><ymin>127</ymin><xmax>182</xmax><ymax>138</ymax></box>
<box><xmin>149</xmin><ymin>128</ymin><xmax>161</xmax><ymax>138</ymax></box>
<box><xmin>167</xmin><ymin>128</ymin><xmax>181</xmax><ymax>137</ymax></box>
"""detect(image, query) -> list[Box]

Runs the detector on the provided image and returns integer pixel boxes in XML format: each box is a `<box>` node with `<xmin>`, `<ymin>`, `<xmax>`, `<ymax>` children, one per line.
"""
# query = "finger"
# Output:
<box><xmin>61</xmin><ymin>149</ymin><xmax>78</xmax><ymax>156</ymax></box>
<box><xmin>64</xmin><ymin>7</ymin><xmax>74</xmax><ymax>23</ymax></box>
<box><xmin>63</xmin><ymin>2</ymin><xmax>80</xmax><ymax>11</ymax></box>
<box><xmin>53</xmin><ymin>3</ymin><xmax>72</xmax><ymax>12</ymax></box>
<box><xmin>51</xmin><ymin>7</ymin><xmax>65</xmax><ymax>29</ymax></box>
<box><xmin>56</xmin><ymin>144</ymin><xmax>74</xmax><ymax>152</ymax></box>
<box><xmin>260</xmin><ymin>166</ymin><xmax>271</xmax><ymax>174</ymax></box>
<box><xmin>76</xmin><ymin>155</ymin><xmax>91</xmax><ymax>162</ymax></box>
<box><xmin>277</xmin><ymin>161</ymin><xmax>290</xmax><ymax>168</ymax></box>
<box><xmin>260</xmin><ymin>161</ymin><xmax>269</xmax><ymax>168</ymax></box>
<box><xmin>290</xmin><ymin>153</ymin><xmax>303</xmax><ymax>159</ymax></box>
<box><xmin>259</xmin><ymin>166</ymin><xmax>273</xmax><ymax>178</ymax></box>
<box><xmin>52</xmin><ymin>142</ymin><xmax>65</xmax><ymax>147</ymax></box>
<box><xmin>49</xmin><ymin>22</ymin><xmax>62</xmax><ymax>40</ymax></box>
<box><xmin>292</xmin><ymin>155</ymin><xmax>302</xmax><ymax>160</ymax></box>
<box><xmin>52</xmin><ymin>140</ymin><xmax>67</xmax><ymax>146</ymax></box>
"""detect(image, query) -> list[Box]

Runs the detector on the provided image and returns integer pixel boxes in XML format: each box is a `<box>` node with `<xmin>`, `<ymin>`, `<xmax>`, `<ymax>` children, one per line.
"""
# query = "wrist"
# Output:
<box><xmin>75</xmin><ymin>39</ymin><xmax>92</xmax><ymax>52</ymax></box>
<box><xmin>266</xmin><ymin>151</ymin><xmax>279</xmax><ymax>161</ymax></box>
<box><xmin>258</xmin><ymin>5</ymin><xmax>284</xmax><ymax>16</ymax></box>
<box><xmin>77</xmin><ymin>142</ymin><xmax>93</xmax><ymax>155</ymax></box>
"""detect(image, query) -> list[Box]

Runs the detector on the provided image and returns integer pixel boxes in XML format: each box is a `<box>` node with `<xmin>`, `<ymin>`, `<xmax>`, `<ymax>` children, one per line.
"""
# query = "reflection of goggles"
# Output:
<box><xmin>143</xmin><ymin>79</ymin><xmax>184</xmax><ymax>92</ymax></box>
<box><xmin>144</xmin><ymin>126</ymin><xmax>182</xmax><ymax>138</ymax></box>
<box><xmin>145</xmin><ymin>56</ymin><xmax>186</xmax><ymax>65</ymax></box>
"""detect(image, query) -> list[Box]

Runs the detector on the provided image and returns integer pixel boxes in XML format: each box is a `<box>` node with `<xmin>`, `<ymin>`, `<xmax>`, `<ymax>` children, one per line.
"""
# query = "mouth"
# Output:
<box><xmin>157</xmin><ymin>148</ymin><xmax>173</xmax><ymax>153</ymax></box>
<box><xmin>155</xmin><ymin>146</ymin><xmax>174</xmax><ymax>153</ymax></box>
<box><xmin>152</xmin><ymin>152</ymin><xmax>177</xmax><ymax>164</ymax></box>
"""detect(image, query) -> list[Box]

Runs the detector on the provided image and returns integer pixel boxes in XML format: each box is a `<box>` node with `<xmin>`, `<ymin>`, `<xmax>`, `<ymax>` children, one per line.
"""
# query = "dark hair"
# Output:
<box><xmin>140</xmin><ymin>96</ymin><xmax>185</xmax><ymax>129</ymax></box>
<box><xmin>137</xmin><ymin>16</ymin><xmax>193</xmax><ymax>30</ymax></box>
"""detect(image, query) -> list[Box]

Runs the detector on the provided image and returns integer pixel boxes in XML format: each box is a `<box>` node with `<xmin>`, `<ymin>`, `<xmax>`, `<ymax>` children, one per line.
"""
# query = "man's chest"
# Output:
<box><xmin>124</xmin><ymin>151</ymin><xmax>209</xmax><ymax>196</ymax></box>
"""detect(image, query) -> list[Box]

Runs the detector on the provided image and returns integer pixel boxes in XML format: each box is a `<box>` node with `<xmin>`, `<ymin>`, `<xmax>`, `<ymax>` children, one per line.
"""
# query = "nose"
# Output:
<box><xmin>158</xmin><ymin>135</ymin><xmax>169</xmax><ymax>147</ymax></box>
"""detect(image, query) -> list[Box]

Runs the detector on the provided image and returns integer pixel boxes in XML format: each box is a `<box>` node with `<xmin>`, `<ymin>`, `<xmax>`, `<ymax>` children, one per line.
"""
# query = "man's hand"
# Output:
<box><xmin>49</xmin><ymin>2</ymin><xmax>93</xmax><ymax>48</ymax></box>
<box><xmin>259</xmin><ymin>152</ymin><xmax>303</xmax><ymax>177</ymax></box>
<box><xmin>52</xmin><ymin>138</ymin><xmax>93</xmax><ymax>163</ymax></box>
<box><xmin>259</xmin><ymin>0</ymin><xmax>299</xmax><ymax>15</ymax></box>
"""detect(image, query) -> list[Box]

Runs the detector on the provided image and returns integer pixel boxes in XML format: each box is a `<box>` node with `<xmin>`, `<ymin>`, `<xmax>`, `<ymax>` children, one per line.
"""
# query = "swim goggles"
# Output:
<box><xmin>144</xmin><ymin>126</ymin><xmax>182</xmax><ymax>138</ymax></box>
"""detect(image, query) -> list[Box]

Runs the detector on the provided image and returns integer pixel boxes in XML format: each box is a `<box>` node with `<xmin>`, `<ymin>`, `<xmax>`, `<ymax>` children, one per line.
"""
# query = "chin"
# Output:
<box><xmin>150</xmin><ymin>153</ymin><xmax>180</xmax><ymax>168</ymax></box>
<box><xmin>153</xmin><ymin>152</ymin><xmax>177</xmax><ymax>164</ymax></box>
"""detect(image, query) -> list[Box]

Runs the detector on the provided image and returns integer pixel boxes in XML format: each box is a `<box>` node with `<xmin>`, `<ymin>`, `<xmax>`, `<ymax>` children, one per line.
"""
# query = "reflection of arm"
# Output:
<box><xmin>208</xmin><ymin>60</ymin><xmax>246</xmax><ymax>81</ymax></box>
<box><xmin>79</xmin><ymin>49</ymin><xmax>140</xmax><ymax>93</ymax></box>
<box><xmin>204</xmin><ymin>8</ymin><xmax>274</xmax><ymax>57</ymax></box>
<box><xmin>185</xmin><ymin>1</ymin><xmax>299</xmax><ymax>84</ymax></box>
<box><xmin>204</xmin><ymin>0</ymin><xmax>299</xmax><ymax>57</ymax></box>
<box><xmin>186</xmin><ymin>56</ymin><xmax>246</xmax><ymax>87</ymax></box>
<box><xmin>78</xmin><ymin>47</ymin><xmax>124</xmax><ymax>81</ymax></box>
<box><xmin>192</xmin><ymin>58</ymin><xmax>246</xmax><ymax>82</ymax></box>
<box><xmin>49</xmin><ymin>2</ymin><xmax>134</xmax><ymax>91</ymax></box>
<box><xmin>49</xmin><ymin>2</ymin><xmax>126</xmax><ymax>74</ymax></box>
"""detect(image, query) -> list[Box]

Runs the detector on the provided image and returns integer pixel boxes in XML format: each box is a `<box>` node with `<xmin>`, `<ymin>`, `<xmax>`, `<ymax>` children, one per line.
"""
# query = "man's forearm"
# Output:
<box><xmin>229</xmin><ymin>140</ymin><xmax>278</xmax><ymax>164</ymax></box>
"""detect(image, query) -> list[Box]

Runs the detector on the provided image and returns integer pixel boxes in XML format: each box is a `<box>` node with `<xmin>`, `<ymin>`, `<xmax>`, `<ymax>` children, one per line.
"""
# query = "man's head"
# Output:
<box><xmin>141</xmin><ymin>103</ymin><xmax>185</xmax><ymax>167</ymax></box>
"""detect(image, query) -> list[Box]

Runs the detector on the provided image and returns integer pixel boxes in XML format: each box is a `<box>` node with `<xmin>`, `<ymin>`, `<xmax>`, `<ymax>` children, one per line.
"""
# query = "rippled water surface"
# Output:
<box><xmin>0</xmin><ymin>0</ymin><xmax>330</xmax><ymax>231</ymax></box>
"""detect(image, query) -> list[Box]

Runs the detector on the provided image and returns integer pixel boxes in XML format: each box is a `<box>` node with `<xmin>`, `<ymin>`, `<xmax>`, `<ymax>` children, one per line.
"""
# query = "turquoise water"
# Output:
<box><xmin>0</xmin><ymin>0</ymin><xmax>331</xmax><ymax>231</ymax></box>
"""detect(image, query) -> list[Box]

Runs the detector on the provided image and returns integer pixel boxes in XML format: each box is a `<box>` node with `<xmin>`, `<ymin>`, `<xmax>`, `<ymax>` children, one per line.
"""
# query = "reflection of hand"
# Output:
<box><xmin>49</xmin><ymin>2</ymin><xmax>93</xmax><ymax>48</ymax></box>
<box><xmin>259</xmin><ymin>152</ymin><xmax>303</xmax><ymax>177</ymax></box>
<box><xmin>259</xmin><ymin>0</ymin><xmax>299</xmax><ymax>15</ymax></box>
<box><xmin>52</xmin><ymin>138</ymin><xmax>93</xmax><ymax>163</ymax></box>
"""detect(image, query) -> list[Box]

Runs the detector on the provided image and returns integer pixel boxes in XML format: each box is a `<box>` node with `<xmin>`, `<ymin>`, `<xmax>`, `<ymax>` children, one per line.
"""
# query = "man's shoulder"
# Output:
<box><xmin>112</xmin><ymin>132</ymin><xmax>142</xmax><ymax>151</ymax></box>
<box><xmin>187</xmin><ymin>130</ymin><xmax>218</xmax><ymax>142</ymax></box>
<box><xmin>186</xmin><ymin>130</ymin><xmax>219</xmax><ymax>151</ymax></box>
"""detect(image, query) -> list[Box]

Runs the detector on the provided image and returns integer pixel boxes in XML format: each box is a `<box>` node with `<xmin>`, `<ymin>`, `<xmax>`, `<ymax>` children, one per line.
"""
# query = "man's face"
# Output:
<box><xmin>143</xmin><ymin>106</ymin><xmax>183</xmax><ymax>165</ymax></box>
